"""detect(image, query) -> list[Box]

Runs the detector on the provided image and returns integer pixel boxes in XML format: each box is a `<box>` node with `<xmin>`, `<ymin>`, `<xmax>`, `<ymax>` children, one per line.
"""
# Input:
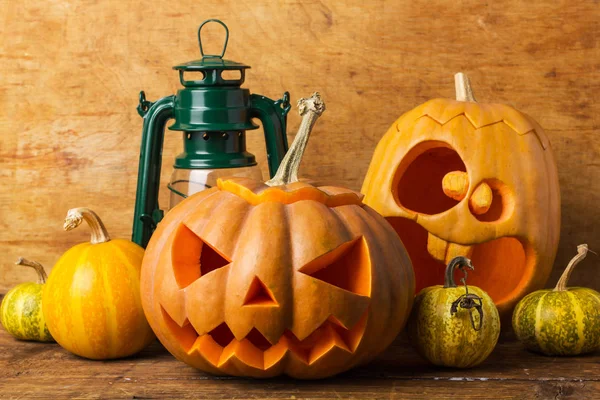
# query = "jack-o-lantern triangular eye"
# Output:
<box><xmin>299</xmin><ymin>237</ymin><xmax>371</xmax><ymax>296</ymax></box>
<box><xmin>171</xmin><ymin>224</ymin><xmax>231</xmax><ymax>288</ymax></box>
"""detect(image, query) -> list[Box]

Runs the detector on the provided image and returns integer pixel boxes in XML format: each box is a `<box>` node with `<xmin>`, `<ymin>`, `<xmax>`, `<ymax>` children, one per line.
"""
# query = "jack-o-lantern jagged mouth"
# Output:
<box><xmin>387</xmin><ymin>218</ymin><xmax>534</xmax><ymax>306</ymax></box>
<box><xmin>160</xmin><ymin>306</ymin><xmax>368</xmax><ymax>370</ymax></box>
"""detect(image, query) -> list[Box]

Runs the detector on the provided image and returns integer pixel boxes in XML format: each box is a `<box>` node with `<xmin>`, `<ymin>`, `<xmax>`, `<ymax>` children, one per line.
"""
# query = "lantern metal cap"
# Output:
<box><xmin>173</xmin><ymin>19</ymin><xmax>250</xmax><ymax>71</ymax></box>
<box><xmin>173</xmin><ymin>58</ymin><xmax>250</xmax><ymax>72</ymax></box>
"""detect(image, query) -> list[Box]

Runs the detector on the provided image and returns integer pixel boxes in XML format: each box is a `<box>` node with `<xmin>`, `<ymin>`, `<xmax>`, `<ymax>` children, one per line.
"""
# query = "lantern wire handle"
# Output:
<box><xmin>198</xmin><ymin>19</ymin><xmax>229</xmax><ymax>59</ymax></box>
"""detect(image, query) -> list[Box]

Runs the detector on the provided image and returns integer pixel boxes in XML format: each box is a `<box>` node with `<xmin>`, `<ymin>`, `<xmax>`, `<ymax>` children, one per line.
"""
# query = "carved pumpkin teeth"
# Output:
<box><xmin>445</xmin><ymin>242</ymin><xmax>474</xmax><ymax>265</ymax></box>
<box><xmin>393</xmin><ymin>219</ymin><xmax>530</xmax><ymax>305</ymax></box>
<box><xmin>176</xmin><ymin>309</ymin><xmax>368</xmax><ymax>369</ymax></box>
<box><xmin>426</xmin><ymin>233</ymin><xmax>473</xmax><ymax>264</ymax></box>
<box><xmin>264</xmin><ymin>337</ymin><xmax>290</xmax><ymax>369</ymax></box>
<box><xmin>188</xmin><ymin>335</ymin><xmax>221</xmax><ymax>365</ymax></box>
<box><xmin>426</xmin><ymin>233</ymin><xmax>448</xmax><ymax>262</ymax></box>
<box><xmin>308</xmin><ymin>324</ymin><xmax>351</xmax><ymax>363</ymax></box>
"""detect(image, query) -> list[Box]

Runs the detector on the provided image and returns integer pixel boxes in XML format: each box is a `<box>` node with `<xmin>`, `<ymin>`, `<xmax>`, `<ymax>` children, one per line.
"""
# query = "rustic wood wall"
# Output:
<box><xmin>1</xmin><ymin>0</ymin><xmax>598</xmax><ymax>292</ymax></box>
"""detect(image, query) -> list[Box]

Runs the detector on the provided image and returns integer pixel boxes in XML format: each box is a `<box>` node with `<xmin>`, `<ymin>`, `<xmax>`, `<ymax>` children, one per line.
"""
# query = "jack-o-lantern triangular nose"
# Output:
<box><xmin>243</xmin><ymin>276</ymin><xmax>278</xmax><ymax>307</ymax></box>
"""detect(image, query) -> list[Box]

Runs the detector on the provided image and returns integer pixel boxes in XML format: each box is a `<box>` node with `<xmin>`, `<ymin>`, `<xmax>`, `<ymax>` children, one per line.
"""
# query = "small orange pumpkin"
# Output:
<box><xmin>141</xmin><ymin>93</ymin><xmax>415</xmax><ymax>379</ymax></box>
<box><xmin>361</xmin><ymin>73</ymin><xmax>560</xmax><ymax>318</ymax></box>
<box><xmin>43</xmin><ymin>208</ymin><xmax>155</xmax><ymax>359</ymax></box>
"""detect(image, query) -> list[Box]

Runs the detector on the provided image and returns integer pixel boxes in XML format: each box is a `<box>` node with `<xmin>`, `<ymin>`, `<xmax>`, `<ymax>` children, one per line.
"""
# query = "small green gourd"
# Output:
<box><xmin>407</xmin><ymin>256</ymin><xmax>500</xmax><ymax>368</ymax></box>
<box><xmin>1</xmin><ymin>258</ymin><xmax>54</xmax><ymax>342</ymax></box>
<box><xmin>513</xmin><ymin>244</ymin><xmax>600</xmax><ymax>356</ymax></box>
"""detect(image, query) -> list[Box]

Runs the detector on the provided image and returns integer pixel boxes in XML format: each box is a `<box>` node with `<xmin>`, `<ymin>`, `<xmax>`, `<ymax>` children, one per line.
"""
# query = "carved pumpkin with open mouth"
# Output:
<box><xmin>361</xmin><ymin>74</ymin><xmax>560</xmax><ymax>318</ymax></box>
<box><xmin>141</xmin><ymin>94</ymin><xmax>415</xmax><ymax>378</ymax></box>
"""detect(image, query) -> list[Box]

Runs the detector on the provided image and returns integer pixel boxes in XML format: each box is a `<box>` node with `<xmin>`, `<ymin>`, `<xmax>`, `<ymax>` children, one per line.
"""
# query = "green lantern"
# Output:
<box><xmin>132</xmin><ymin>19</ymin><xmax>290</xmax><ymax>247</ymax></box>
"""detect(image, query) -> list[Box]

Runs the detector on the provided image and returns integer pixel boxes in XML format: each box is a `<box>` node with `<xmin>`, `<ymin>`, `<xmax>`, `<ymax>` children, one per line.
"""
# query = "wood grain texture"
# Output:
<box><xmin>1</xmin><ymin>0</ymin><xmax>599</xmax><ymax>292</ymax></box>
<box><xmin>1</xmin><ymin>325</ymin><xmax>599</xmax><ymax>399</ymax></box>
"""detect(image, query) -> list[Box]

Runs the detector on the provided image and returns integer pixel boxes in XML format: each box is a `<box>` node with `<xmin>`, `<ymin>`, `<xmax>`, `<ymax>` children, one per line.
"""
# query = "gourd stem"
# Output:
<box><xmin>266</xmin><ymin>92</ymin><xmax>326</xmax><ymax>187</ymax></box>
<box><xmin>554</xmin><ymin>244</ymin><xmax>590</xmax><ymax>291</ymax></box>
<box><xmin>64</xmin><ymin>207</ymin><xmax>111</xmax><ymax>244</ymax></box>
<box><xmin>455</xmin><ymin>72</ymin><xmax>477</xmax><ymax>102</ymax></box>
<box><xmin>15</xmin><ymin>257</ymin><xmax>48</xmax><ymax>284</ymax></box>
<box><xmin>443</xmin><ymin>256</ymin><xmax>474</xmax><ymax>288</ymax></box>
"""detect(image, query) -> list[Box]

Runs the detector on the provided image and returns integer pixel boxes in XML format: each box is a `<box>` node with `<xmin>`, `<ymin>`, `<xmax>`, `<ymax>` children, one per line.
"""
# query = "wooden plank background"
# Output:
<box><xmin>0</xmin><ymin>0</ymin><xmax>598</xmax><ymax>293</ymax></box>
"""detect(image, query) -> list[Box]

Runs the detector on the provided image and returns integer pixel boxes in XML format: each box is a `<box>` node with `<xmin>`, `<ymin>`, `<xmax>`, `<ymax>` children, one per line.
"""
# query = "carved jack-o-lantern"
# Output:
<box><xmin>361</xmin><ymin>74</ymin><xmax>560</xmax><ymax>318</ymax></box>
<box><xmin>141</xmin><ymin>94</ymin><xmax>414</xmax><ymax>379</ymax></box>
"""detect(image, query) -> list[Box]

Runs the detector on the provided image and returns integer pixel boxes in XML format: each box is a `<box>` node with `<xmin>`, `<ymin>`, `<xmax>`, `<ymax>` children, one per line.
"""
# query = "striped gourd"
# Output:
<box><xmin>407</xmin><ymin>256</ymin><xmax>500</xmax><ymax>368</ymax></box>
<box><xmin>513</xmin><ymin>244</ymin><xmax>600</xmax><ymax>356</ymax></box>
<box><xmin>0</xmin><ymin>258</ymin><xmax>53</xmax><ymax>342</ymax></box>
<box><xmin>42</xmin><ymin>208</ymin><xmax>155</xmax><ymax>360</ymax></box>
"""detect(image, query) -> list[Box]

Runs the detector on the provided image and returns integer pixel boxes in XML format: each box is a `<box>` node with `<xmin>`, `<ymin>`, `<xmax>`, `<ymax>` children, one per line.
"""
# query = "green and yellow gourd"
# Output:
<box><xmin>513</xmin><ymin>244</ymin><xmax>600</xmax><ymax>356</ymax></box>
<box><xmin>407</xmin><ymin>256</ymin><xmax>500</xmax><ymax>368</ymax></box>
<box><xmin>0</xmin><ymin>258</ymin><xmax>53</xmax><ymax>342</ymax></box>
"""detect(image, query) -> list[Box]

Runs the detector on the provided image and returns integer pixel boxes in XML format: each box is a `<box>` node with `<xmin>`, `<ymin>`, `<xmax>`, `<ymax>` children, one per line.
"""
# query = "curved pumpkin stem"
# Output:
<box><xmin>455</xmin><ymin>72</ymin><xmax>477</xmax><ymax>102</ymax></box>
<box><xmin>64</xmin><ymin>207</ymin><xmax>111</xmax><ymax>244</ymax></box>
<box><xmin>265</xmin><ymin>92</ymin><xmax>326</xmax><ymax>187</ymax></box>
<box><xmin>554</xmin><ymin>244</ymin><xmax>592</xmax><ymax>291</ymax></box>
<box><xmin>15</xmin><ymin>257</ymin><xmax>48</xmax><ymax>284</ymax></box>
<box><xmin>443</xmin><ymin>256</ymin><xmax>474</xmax><ymax>288</ymax></box>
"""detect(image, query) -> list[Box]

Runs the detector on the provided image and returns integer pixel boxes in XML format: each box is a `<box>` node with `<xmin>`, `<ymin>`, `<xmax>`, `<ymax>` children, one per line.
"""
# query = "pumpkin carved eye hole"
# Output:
<box><xmin>394</xmin><ymin>141</ymin><xmax>467</xmax><ymax>215</ymax></box>
<box><xmin>171</xmin><ymin>224</ymin><xmax>231</xmax><ymax>288</ymax></box>
<box><xmin>298</xmin><ymin>237</ymin><xmax>371</xmax><ymax>297</ymax></box>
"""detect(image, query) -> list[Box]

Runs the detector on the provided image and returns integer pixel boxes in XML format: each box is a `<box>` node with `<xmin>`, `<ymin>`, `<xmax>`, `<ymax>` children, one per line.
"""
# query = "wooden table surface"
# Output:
<box><xmin>2</xmin><ymin>325</ymin><xmax>598</xmax><ymax>400</ymax></box>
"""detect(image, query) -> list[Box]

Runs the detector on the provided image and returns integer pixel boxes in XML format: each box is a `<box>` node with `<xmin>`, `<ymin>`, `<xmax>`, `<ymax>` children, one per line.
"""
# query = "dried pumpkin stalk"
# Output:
<box><xmin>266</xmin><ymin>92</ymin><xmax>326</xmax><ymax>187</ymax></box>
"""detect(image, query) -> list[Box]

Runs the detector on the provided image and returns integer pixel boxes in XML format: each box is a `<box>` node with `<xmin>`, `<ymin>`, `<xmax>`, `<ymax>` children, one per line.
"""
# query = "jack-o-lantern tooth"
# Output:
<box><xmin>299</xmin><ymin>345</ymin><xmax>355</xmax><ymax>379</ymax></box>
<box><xmin>309</xmin><ymin>324</ymin><xmax>351</xmax><ymax>364</ymax></box>
<box><xmin>156</xmin><ymin>255</ymin><xmax>187</xmax><ymax>327</ymax></box>
<box><xmin>469</xmin><ymin>182</ymin><xmax>493</xmax><ymax>215</ymax></box>
<box><xmin>218</xmin><ymin>338</ymin><xmax>264</xmax><ymax>371</ymax></box>
<box><xmin>160</xmin><ymin>306</ymin><xmax>198</xmax><ymax>352</ymax></box>
<box><xmin>427</xmin><ymin>233</ymin><xmax>449</xmax><ymax>263</ymax></box>
<box><xmin>292</xmin><ymin>272</ymin><xmax>370</xmax><ymax>341</ymax></box>
<box><xmin>442</xmin><ymin>171</ymin><xmax>469</xmax><ymax>201</ymax></box>
<box><xmin>445</xmin><ymin>242</ymin><xmax>474</xmax><ymax>265</ymax></box>
<box><xmin>426</xmin><ymin>233</ymin><xmax>473</xmax><ymax>265</ymax></box>
<box><xmin>187</xmin><ymin>334</ymin><xmax>223</xmax><ymax>366</ymax></box>
<box><xmin>184</xmin><ymin>264</ymin><xmax>231</xmax><ymax>335</ymax></box>
<box><xmin>264</xmin><ymin>337</ymin><xmax>291</xmax><ymax>370</ymax></box>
